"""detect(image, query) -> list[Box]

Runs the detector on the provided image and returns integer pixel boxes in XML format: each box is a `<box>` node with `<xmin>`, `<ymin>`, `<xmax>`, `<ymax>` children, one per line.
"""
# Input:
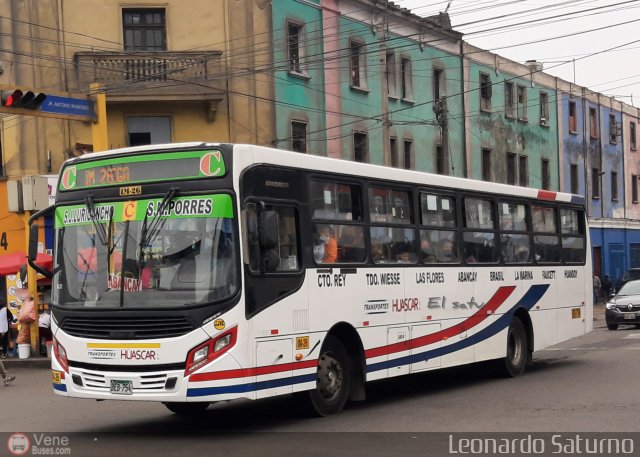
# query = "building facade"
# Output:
<box><xmin>2</xmin><ymin>0</ymin><xmax>640</xmax><ymax>286</ymax></box>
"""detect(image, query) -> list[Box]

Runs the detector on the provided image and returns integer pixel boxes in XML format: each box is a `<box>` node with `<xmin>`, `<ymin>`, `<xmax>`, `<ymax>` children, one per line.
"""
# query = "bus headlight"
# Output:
<box><xmin>185</xmin><ymin>326</ymin><xmax>238</xmax><ymax>376</ymax></box>
<box><xmin>193</xmin><ymin>346</ymin><xmax>209</xmax><ymax>365</ymax></box>
<box><xmin>214</xmin><ymin>334</ymin><xmax>232</xmax><ymax>352</ymax></box>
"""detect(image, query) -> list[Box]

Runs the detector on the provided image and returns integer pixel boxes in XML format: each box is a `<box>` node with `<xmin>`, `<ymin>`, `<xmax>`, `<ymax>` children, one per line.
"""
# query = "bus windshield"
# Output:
<box><xmin>52</xmin><ymin>193</ymin><xmax>237</xmax><ymax>309</ymax></box>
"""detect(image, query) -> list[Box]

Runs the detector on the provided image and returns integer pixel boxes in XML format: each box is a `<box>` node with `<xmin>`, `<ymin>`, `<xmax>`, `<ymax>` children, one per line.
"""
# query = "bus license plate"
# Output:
<box><xmin>624</xmin><ymin>313</ymin><xmax>636</xmax><ymax>320</ymax></box>
<box><xmin>110</xmin><ymin>380</ymin><xmax>133</xmax><ymax>395</ymax></box>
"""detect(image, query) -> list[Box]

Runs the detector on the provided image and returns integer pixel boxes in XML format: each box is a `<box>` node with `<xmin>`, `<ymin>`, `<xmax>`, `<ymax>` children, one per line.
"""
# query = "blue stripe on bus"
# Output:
<box><xmin>53</xmin><ymin>383</ymin><xmax>67</xmax><ymax>392</ymax></box>
<box><xmin>187</xmin><ymin>373</ymin><xmax>316</xmax><ymax>397</ymax></box>
<box><xmin>186</xmin><ymin>284</ymin><xmax>549</xmax><ymax>398</ymax></box>
<box><xmin>366</xmin><ymin>284</ymin><xmax>549</xmax><ymax>373</ymax></box>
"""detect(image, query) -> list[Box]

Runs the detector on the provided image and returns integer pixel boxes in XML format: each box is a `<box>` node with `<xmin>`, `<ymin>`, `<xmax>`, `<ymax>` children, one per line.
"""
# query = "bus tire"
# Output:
<box><xmin>496</xmin><ymin>316</ymin><xmax>528</xmax><ymax>378</ymax></box>
<box><xmin>306</xmin><ymin>334</ymin><xmax>351</xmax><ymax>417</ymax></box>
<box><xmin>163</xmin><ymin>402</ymin><xmax>210</xmax><ymax>416</ymax></box>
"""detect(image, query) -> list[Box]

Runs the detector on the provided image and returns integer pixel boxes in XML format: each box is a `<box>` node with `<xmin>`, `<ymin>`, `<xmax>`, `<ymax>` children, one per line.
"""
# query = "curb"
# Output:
<box><xmin>2</xmin><ymin>357</ymin><xmax>51</xmax><ymax>369</ymax></box>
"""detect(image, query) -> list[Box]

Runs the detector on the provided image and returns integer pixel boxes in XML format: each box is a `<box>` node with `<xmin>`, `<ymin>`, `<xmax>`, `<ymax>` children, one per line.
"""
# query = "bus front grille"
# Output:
<box><xmin>59</xmin><ymin>316</ymin><xmax>195</xmax><ymax>339</ymax></box>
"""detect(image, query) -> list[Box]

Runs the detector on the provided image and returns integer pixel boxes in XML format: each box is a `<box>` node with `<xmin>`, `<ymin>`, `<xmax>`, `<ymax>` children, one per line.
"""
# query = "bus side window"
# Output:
<box><xmin>244</xmin><ymin>204</ymin><xmax>300</xmax><ymax>273</ymax></box>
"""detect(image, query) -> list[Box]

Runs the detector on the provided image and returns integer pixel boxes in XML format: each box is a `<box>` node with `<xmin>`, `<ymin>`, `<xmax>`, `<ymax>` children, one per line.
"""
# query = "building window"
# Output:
<box><xmin>592</xmin><ymin>168</ymin><xmax>600</xmax><ymax>199</ymax></box>
<box><xmin>570</xmin><ymin>164</ymin><xmax>579</xmax><ymax>194</ymax></box>
<box><xmin>350</xmin><ymin>40</ymin><xmax>367</xmax><ymax>89</ymax></box>
<box><xmin>609</xmin><ymin>114</ymin><xmax>618</xmax><ymax>144</ymax></box>
<box><xmin>433</xmin><ymin>68</ymin><xmax>444</xmax><ymax>102</ymax></box>
<box><xmin>541</xmin><ymin>159</ymin><xmax>550</xmax><ymax>190</ymax></box>
<box><xmin>631</xmin><ymin>243</ymin><xmax>640</xmax><ymax>269</ymax></box>
<box><xmin>288</xmin><ymin>22</ymin><xmax>304</xmax><ymax>74</ymax></box>
<box><xmin>611</xmin><ymin>170</ymin><xmax>618</xmax><ymax>201</ymax></box>
<box><xmin>127</xmin><ymin>116</ymin><xmax>171</xmax><ymax>145</ymax></box>
<box><xmin>386</xmin><ymin>52</ymin><xmax>396</xmax><ymax>97</ymax></box>
<box><xmin>540</xmin><ymin>92</ymin><xmax>549</xmax><ymax>126</ymax></box>
<box><xmin>390</xmin><ymin>137</ymin><xmax>398</xmax><ymax>167</ymax></box>
<box><xmin>403</xmin><ymin>140</ymin><xmax>413</xmax><ymax>170</ymax></box>
<box><xmin>505</xmin><ymin>82</ymin><xmax>515</xmax><ymax>118</ymax></box>
<box><xmin>482</xmin><ymin>148</ymin><xmax>492</xmax><ymax>181</ymax></box>
<box><xmin>401</xmin><ymin>57</ymin><xmax>413</xmax><ymax>100</ymax></box>
<box><xmin>354</xmin><ymin>131</ymin><xmax>368</xmax><ymax>162</ymax></box>
<box><xmin>506</xmin><ymin>152</ymin><xmax>516</xmax><ymax>185</ymax></box>
<box><xmin>517</xmin><ymin>85</ymin><xmax>527</xmax><ymax>121</ymax></box>
<box><xmin>631</xmin><ymin>121</ymin><xmax>637</xmax><ymax>150</ymax></box>
<box><xmin>518</xmin><ymin>155</ymin><xmax>528</xmax><ymax>187</ymax></box>
<box><xmin>123</xmin><ymin>9</ymin><xmax>166</xmax><ymax>51</ymax></box>
<box><xmin>633</xmin><ymin>175</ymin><xmax>639</xmax><ymax>203</ymax></box>
<box><xmin>480</xmin><ymin>73</ymin><xmax>492</xmax><ymax>111</ymax></box>
<box><xmin>291</xmin><ymin>120</ymin><xmax>307</xmax><ymax>153</ymax></box>
<box><xmin>436</xmin><ymin>144</ymin><xmax>447</xmax><ymax>175</ymax></box>
<box><xmin>569</xmin><ymin>101</ymin><xmax>577</xmax><ymax>133</ymax></box>
<box><xmin>589</xmin><ymin>108</ymin><xmax>598</xmax><ymax>138</ymax></box>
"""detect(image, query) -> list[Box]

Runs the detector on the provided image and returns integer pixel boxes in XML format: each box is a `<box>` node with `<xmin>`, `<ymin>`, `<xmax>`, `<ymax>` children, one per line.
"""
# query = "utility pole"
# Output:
<box><xmin>378</xmin><ymin>5</ymin><xmax>390</xmax><ymax>166</ymax></box>
<box><xmin>91</xmin><ymin>83</ymin><xmax>109</xmax><ymax>151</ymax></box>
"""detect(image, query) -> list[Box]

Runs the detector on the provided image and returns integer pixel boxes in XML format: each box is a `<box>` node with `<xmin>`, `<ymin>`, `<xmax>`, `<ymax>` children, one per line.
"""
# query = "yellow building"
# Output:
<box><xmin>0</xmin><ymin>0</ymin><xmax>275</xmax><ymax>180</ymax></box>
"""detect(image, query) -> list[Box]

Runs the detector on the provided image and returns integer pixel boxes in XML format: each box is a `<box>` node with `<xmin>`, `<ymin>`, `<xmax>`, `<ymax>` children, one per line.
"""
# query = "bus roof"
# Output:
<box><xmin>244</xmin><ymin>144</ymin><xmax>585</xmax><ymax>206</ymax></box>
<box><xmin>61</xmin><ymin>142</ymin><xmax>584</xmax><ymax>206</ymax></box>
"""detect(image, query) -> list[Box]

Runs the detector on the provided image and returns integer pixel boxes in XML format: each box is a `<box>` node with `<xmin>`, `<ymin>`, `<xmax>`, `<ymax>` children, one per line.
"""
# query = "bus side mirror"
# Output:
<box><xmin>258</xmin><ymin>211</ymin><xmax>279</xmax><ymax>250</ymax></box>
<box><xmin>28</xmin><ymin>205</ymin><xmax>54</xmax><ymax>278</ymax></box>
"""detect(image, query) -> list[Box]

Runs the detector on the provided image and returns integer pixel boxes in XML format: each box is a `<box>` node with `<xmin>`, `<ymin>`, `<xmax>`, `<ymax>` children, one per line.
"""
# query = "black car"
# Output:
<box><xmin>605</xmin><ymin>279</ymin><xmax>640</xmax><ymax>330</ymax></box>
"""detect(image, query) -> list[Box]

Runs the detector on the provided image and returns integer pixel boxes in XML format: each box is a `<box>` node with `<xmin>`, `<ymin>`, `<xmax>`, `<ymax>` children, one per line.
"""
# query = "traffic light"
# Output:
<box><xmin>1</xmin><ymin>89</ymin><xmax>47</xmax><ymax>110</ymax></box>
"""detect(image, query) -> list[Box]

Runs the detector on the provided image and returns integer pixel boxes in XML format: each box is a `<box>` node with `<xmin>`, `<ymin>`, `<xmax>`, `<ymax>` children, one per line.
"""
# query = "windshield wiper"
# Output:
<box><xmin>141</xmin><ymin>187</ymin><xmax>178</xmax><ymax>249</ymax></box>
<box><xmin>84</xmin><ymin>194</ymin><xmax>109</xmax><ymax>246</ymax></box>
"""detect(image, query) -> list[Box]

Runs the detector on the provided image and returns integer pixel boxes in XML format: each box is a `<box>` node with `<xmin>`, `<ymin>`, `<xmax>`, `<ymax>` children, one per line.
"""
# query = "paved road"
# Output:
<box><xmin>2</xmin><ymin>305</ymin><xmax>638</xmax><ymax>456</ymax></box>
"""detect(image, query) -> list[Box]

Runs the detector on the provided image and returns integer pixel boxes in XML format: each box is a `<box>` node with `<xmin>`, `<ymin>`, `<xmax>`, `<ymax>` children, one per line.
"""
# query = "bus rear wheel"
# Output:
<box><xmin>306</xmin><ymin>335</ymin><xmax>351</xmax><ymax>417</ymax></box>
<box><xmin>163</xmin><ymin>402</ymin><xmax>210</xmax><ymax>416</ymax></box>
<box><xmin>495</xmin><ymin>316</ymin><xmax>528</xmax><ymax>378</ymax></box>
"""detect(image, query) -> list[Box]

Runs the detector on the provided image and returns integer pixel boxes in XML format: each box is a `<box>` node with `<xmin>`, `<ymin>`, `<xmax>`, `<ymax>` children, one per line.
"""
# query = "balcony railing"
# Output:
<box><xmin>74</xmin><ymin>51</ymin><xmax>225</xmax><ymax>103</ymax></box>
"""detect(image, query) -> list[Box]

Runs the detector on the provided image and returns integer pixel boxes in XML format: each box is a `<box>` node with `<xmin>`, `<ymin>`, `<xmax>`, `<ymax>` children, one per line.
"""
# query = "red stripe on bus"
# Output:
<box><xmin>190</xmin><ymin>359</ymin><xmax>317</xmax><ymax>382</ymax></box>
<box><xmin>364</xmin><ymin>286</ymin><xmax>516</xmax><ymax>359</ymax></box>
<box><xmin>191</xmin><ymin>286</ymin><xmax>516</xmax><ymax>383</ymax></box>
<box><xmin>537</xmin><ymin>190</ymin><xmax>556</xmax><ymax>201</ymax></box>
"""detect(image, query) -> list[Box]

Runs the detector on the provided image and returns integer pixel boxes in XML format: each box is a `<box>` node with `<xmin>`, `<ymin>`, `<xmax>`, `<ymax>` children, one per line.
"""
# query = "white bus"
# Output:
<box><xmin>29</xmin><ymin>142</ymin><xmax>592</xmax><ymax>416</ymax></box>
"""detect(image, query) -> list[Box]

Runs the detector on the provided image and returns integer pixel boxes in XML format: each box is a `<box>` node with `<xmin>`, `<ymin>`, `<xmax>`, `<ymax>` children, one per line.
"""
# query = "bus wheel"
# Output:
<box><xmin>307</xmin><ymin>335</ymin><xmax>351</xmax><ymax>416</ymax></box>
<box><xmin>163</xmin><ymin>402</ymin><xmax>210</xmax><ymax>416</ymax></box>
<box><xmin>496</xmin><ymin>317</ymin><xmax>528</xmax><ymax>378</ymax></box>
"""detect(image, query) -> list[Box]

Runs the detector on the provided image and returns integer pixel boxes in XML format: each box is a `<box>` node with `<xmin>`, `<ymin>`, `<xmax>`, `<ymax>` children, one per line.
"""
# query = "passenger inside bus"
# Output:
<box><xmin>318</xmin><ymin>224</ymin><xmax>338</xmax><ymax>263</ymax></box>
<box><xmin>338</xmin><ymin>226</ymin><xmax>365</xmax><ymax>262</ymax></box>
<box><xmin>419</xmin><ymin>238</ymin><xmax>437</xmax><ymax>263</ymax></box>
<box><xmin>371</xmin><ymin>241</ymin><xmax>386</xmax><ymax>263</ymax></box>
<box><xmin>438</xmin><ymin>238</ymin><xmax>457</xmax><ymax>263</ymax></box>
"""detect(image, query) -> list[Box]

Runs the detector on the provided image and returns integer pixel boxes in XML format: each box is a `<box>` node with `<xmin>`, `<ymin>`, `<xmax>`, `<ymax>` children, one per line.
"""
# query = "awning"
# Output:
<box><xmin>0</xmin><ymin>251</ymin><xmax>53</xmax><ymax>276</ymax></box>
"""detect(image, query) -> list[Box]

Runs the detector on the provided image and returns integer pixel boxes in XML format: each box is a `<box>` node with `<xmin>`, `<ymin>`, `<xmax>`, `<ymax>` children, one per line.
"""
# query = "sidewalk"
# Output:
<box><xmin>2</xmin><ymin>355</ymin><xmax>51</xmax><ymax>369</ymax></box>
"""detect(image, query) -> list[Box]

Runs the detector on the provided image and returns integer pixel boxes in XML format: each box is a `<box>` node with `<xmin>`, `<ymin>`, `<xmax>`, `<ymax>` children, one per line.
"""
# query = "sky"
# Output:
<box><xmin>399</xmin><ymin>0</ymin><xmax>640</xmax><ymax>106</ymax></box>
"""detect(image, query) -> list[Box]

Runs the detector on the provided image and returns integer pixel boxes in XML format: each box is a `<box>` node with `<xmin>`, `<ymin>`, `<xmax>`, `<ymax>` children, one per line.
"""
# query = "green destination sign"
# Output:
<box><xmin>55</xmin><ymin>194</ymin><xmax>234</xmax><ymax>228</ymax></box>
<box><xmin>59</xmin><ymin>149</ymin><xmax>226</xmax><ymax>191</ymax></box>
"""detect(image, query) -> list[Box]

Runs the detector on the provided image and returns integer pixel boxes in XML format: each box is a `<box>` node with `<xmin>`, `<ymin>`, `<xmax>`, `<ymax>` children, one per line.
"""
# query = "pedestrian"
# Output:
<box><xmin>601</xmin><ymin>275</ymin><xmax>612</xmax><ymax>297</ymax></box>
<box><xmin>0</xmin><ymin>299</ymin><xmax>16</xmax><ymax>385</ymax></box>
<box><xmin>593</xmin><ymin>274</ymin><xmax>601</xmax><ymax>304</ymax></box>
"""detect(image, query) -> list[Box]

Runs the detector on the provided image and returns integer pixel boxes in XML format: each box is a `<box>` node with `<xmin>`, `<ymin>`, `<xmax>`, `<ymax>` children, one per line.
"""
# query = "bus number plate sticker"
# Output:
<box><xmin>296</xmin><ymin>336</ymin><xmax>310</xmax><ymax>350</ymax></box>
<box><xmin>571</xmin><ymin>308</ymin><xmax>581</xmax><ymax>319</ymax></box>
<box><xmin>110</xmin><ymin>380</ymin><xmax>133</xmax><ymax>395</ymax></box>
<box><xmin>52</xmin><ymin>371</ymin><xmax>62</xmax><ymax>384</ymax></box>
